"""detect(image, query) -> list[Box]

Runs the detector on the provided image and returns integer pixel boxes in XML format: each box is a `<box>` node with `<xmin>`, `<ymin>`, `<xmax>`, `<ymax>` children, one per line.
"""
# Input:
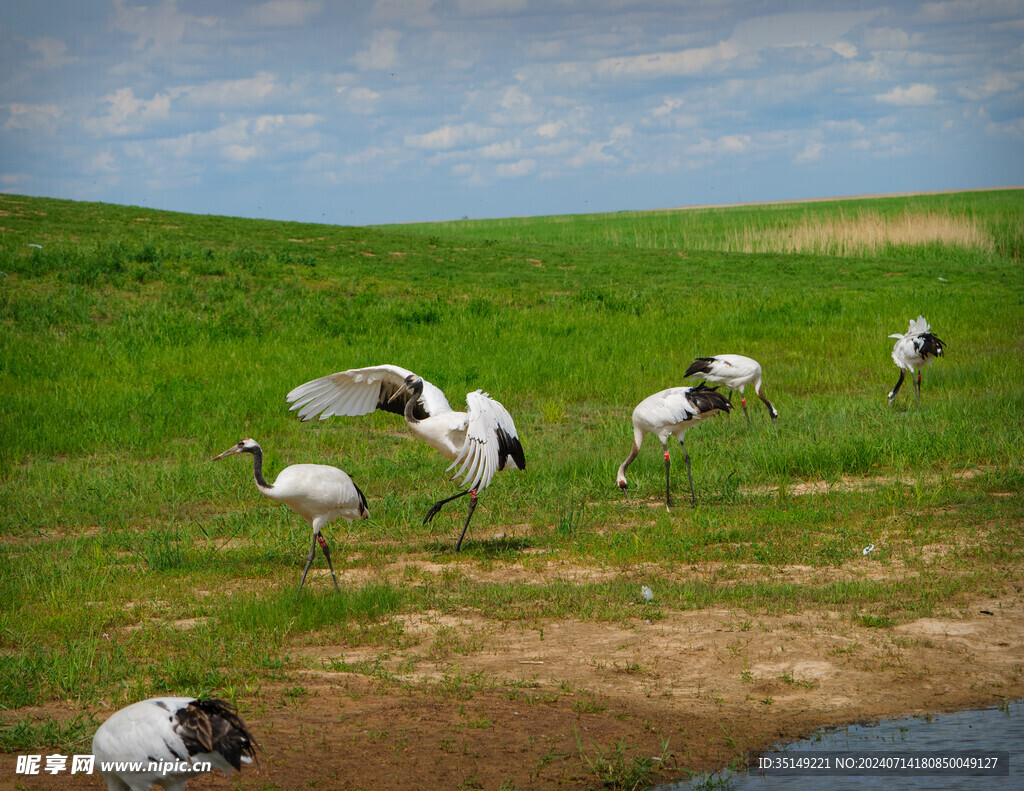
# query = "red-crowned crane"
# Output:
<box><xmin>684</xmin><ymin>354</ymin><xmax>778</xmax><ymax>424</ymax></box>
<box><xmin>286</xmin><ymin>365</ymin><xmax>525</xmax><ymax>552</ymax></box>
<box><xmin>92</xmin><ymin>697</ymin><xmax>258</xmax><ymax>791</ymax></box>
<box><xmin>617</xmin><ymin>383</ymin><xmax>731</xmax><ymax>510</ymax></box>
<box><xmin>212</xmin><ymin>438</ymin><xmax>368</xmax><ymax>594</ymax></box>
<box><xmin>888</xmin><ymin>315</ymin><xmax>945</xmax><ymax>406</ymax></box>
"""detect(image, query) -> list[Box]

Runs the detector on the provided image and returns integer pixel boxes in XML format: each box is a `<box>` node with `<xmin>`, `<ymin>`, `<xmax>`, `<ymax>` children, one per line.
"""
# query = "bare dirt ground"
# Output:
<box><xmin>3</xmin><ymin>562</ymin><xmax>1023</xmax><ymax>791</ymax></box>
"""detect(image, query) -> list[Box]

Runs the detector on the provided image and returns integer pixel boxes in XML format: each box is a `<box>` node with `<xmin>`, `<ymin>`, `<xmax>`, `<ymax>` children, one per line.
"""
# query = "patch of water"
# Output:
<box><xmin>660</xmin><ymin>701</ymin><xmax>1022</xmax><ymax>790</ymax></box>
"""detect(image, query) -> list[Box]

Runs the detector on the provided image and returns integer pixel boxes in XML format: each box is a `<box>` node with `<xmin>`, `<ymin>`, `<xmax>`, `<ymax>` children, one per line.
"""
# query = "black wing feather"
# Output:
<box><xmin>174</xmin><ymin>699</ymin><xmax>259</xmax><ymax>771</ymax></box>
<box><xmin>496</xmin><ymin>428</ymin><xmax>526</xmax><ymax>472</ymax></box>
<box><xmin>686</xmin><ymin>382</ymin><xmax>732</xmax><ymax>414</ymax></box>
<box><xmin>684</xmin><ymin>357</ymin><xmax>716</xmax><ymax>378</ymax></box>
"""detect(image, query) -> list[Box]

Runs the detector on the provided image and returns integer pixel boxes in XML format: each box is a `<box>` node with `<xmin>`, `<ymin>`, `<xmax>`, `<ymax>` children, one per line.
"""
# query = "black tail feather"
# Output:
<box><xmin>684</xmin><ymin>357</ymin><xmax>716</xmax><ymax>379</ymax></box>
<box><xmin>175</xmin><ymin>698</ymin><xmax>259</xmax><ymax>771</ymax></box>
<box><xmin>687</xmin><ymin>382</ymin><xmax>732</xmax><ymax>414</ymax></box>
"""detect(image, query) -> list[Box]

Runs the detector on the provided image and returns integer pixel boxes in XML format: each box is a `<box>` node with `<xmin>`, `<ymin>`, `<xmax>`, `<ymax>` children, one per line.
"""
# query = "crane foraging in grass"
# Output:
<box><xmin>286</xmin><ymin>365</ymin><xmax>525</xmax><ymax>552</ymax></box>
<box><xmin>617</xmin><ymin>383</ymin><xmax>731</xmax><ymax>510</ymax></box>
<box><xmin>888</xmin><ymin>315</ymin><xmax>945</xmax><ymax>406</ymax></box>
<box><xmin>684</xmin><ymin>354</ymin><xmax>778</xmax><ymax>424</ymax></box>
<box><xmin>212</xmin><ymin>438</ymin><xmax>368</xmax><ymax>594</ymax></box>
<box><xmin>92</xmin><ymin>697</ymin><xmax>258</xmax><ymax>791</ymax></box>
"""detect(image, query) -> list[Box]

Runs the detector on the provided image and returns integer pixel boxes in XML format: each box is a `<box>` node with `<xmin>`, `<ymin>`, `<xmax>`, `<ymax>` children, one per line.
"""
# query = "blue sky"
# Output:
<box><xmin>1</xmin><ymin>1</ymin><xmax>1022</xmax><ymax>225</ymax></box>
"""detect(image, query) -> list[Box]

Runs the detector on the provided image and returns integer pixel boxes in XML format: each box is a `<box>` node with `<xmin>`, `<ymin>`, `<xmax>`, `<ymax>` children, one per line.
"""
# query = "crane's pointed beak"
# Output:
<box><xmin>388</xmin><ymin>382</ymin><xmax>410</xmax><ymax>404</ymax></box>
<box><xmin>212</xmin><ymin>445</ymin><xmax>243</xmax><ymax>461</ymax></box>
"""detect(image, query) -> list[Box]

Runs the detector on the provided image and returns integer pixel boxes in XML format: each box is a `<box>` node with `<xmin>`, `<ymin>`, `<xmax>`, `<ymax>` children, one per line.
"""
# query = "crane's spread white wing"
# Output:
<box><xmin>908</xmin><ymin>315</ymin><xmax>930</xmax><ymax>336</ymax></box>
<box><xmin>286</xmin><ymin>364</ymin><xmax>452</xmax><ymax>422</ymax></box>
<box><xmin>446</xmin><ymin>390</ymin><xmax>525</xmax><ymax>491</ymax></box>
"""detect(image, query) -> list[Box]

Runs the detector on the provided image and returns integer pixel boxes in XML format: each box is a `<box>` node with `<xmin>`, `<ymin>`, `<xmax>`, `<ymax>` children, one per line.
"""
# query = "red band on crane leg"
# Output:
<box><xmin>741</xmin><ymin>397</ymin><xmax>746</xmax><ymax>406</ymax></box>
<box><xmin>316</xmin><ymin>535</ymin><xmax>328</xmax><ymax>551</ymax></box>
<box><xmin>664</xmin><ymin>451</ymin><xmax>670</xmax><ymax>460</ymax></box>
<box><xmin>471</xmin><ymin>489</ymin><xmax>477</xmax><ymax>500</ymax></box>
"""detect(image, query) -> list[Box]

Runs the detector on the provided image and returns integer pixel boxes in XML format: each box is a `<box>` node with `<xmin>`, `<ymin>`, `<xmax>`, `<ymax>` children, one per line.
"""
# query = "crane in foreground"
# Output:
<box><xmin>92</xmin><ymin>696</ymin><xmax>258</xmax><ymax>791</ymax></box>
<box><xmin>287</xmin><ymin>365</ymin><xmax>525</xmax><ymax>552</ymax></box>
<box><xmin>888</xmin><ymin>315</ymin><xmax>945</xmax><ymax>406</ymax></box>
<box><xmin>212</xmin><ymin>438</ymin><xmax>369</xmax><ymax>594</ymax></box>
<box><xmin>684</xmin><ymin>354</ymin><xmax>778</xmax><ymax>424</ymax></box>
<box><xmin>617</xmin><ymin>383</ymin><xmax>731</xmax><ymax>510</ymax></box>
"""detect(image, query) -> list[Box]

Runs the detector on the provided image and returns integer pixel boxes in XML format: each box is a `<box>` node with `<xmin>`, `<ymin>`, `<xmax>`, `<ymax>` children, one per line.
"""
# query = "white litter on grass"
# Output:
<box><xmin>28</xmin><ymin>243</ymin><xmax>42</xmax><ymax>249</ymax></box>
<box><xmin>862</xmin><ymin>544</ymin><xmax>875</xmax><ymax>555</ymax></box>
<box><xmin>640</xmin><ymin>585</ymin><xmax>654</xmax><ymax>602</ymax></box>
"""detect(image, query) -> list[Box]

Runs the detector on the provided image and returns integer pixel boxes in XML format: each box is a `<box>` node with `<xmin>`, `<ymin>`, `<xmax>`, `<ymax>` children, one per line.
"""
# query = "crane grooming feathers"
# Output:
<box><xmin>92</xmin><ymin>697</ymin><xmax>258</xmax><ymax>791</ymax></box>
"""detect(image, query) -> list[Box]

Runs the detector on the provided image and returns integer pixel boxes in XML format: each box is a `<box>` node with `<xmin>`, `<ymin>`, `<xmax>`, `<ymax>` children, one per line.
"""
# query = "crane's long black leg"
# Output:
<box><xmin>423</xmin><ymin>489</ymin><xmax>473</xmax><ymax>525</ymax></box>
<box><xmin>297</xmin><ymin>533</ymin><xmax>318</xmax><ymax>595</ymax></box>
<box><xmin>317</xmin><ymin>534</ymin><xmax>340</xmax><ymax>593</ymax></box>
<box><xmin>741</xmin><ymin>396</ymin><xmax>750</xmax><ymax>426</ymax></box>
<box><xmin>887</xmin><ymin>370</ymin><xmax>905</xmax><ymax>406</ymax></box>
<box><xmin>662</xmin><ymin>441</ymin><xmax>672</xmax><ymax>511</ymax></box>
<box><xmin>726</xmin><ymin>390</ymin><xmax>733</xmax><ymax>424</ymax></box>
<box><xmin>454</xmin><ymin>490</ymin><xmax>478</xmax><ymax>552</ymax></box>
<box><xmin>679</xmin><ymin>438</ymin><xmax>696</xmax><ymax>507</ymax></box>
<box><xmin>914</xmin><ymin>371</ymin><xmax>921</xmax><ymax>407</ymax></box>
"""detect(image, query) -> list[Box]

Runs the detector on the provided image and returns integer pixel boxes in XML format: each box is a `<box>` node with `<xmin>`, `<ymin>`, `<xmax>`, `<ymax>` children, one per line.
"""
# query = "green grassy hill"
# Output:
<box><xmin>0</xmin><ymin>190</ymin><xmax>1021</xmax><ymax>757</ymax></box>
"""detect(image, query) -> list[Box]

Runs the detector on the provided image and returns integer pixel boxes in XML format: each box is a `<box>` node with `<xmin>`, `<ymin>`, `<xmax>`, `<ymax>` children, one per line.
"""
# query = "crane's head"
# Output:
<box><xmin>616</xmin><ymin>471</ymin><xmax>629</xmax><ymax>497</ymax></box>
<box><xmin>212</xmin><ymin>438</ymin><xmax>260</xmax><ymax>461</ymax></box>
<box><xmin>388</xmin><ymin>373</ymin><xmax>423</xmax><ymax>403</ymax></box>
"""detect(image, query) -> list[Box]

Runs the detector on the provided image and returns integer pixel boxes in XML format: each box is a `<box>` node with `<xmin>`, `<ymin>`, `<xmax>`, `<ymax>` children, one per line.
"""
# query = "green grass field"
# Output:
<box><xmin>1</xmin><ymin>189</ymin><xmax>1022</xmax><ymax>778</ymax></box>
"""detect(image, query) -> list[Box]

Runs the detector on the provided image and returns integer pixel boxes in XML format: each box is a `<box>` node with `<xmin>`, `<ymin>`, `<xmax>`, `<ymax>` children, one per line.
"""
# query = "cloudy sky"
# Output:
<box><xmin>1</xmin><ymin>1</ymin><xmax>1022</xmax><ymax>225</ymax></box>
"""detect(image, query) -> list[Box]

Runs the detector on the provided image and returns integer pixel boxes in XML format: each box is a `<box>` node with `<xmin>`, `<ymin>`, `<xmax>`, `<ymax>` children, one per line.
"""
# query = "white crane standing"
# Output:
<box><xmin>286</xmin><ymin>365</ymin><xmax>525</xmax><ymax>552</ymax></box>
<box><xmin>684</xmin><ymin>354</ymin><xmax>778</xmax><ymax>424</ymax></box>
<box><xmin>212</xmin><ymin>438</ymin><xmax>369</xmax><ymax>594</ymax></box>
<box><xmin>92</xmin><ymin>697</ymin><xmax>258</xmax><ymax>791</ymax></box>
<box><xmin>617</xmin><ymin>383</ymin><xmax>731</xmax><ymax>510</ymax></box>
<box><xmin>888</xmin><ymin>315</ymin><xmax>945</xmax><ymax>406</ymax></box>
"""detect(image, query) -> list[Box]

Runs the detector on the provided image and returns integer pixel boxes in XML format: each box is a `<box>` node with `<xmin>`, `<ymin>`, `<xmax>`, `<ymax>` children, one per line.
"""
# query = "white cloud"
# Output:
<box><xmin>480</xmin><ymin>140</ymin><xmax>521</xmax><ymax>159</ymax></box>
<box><xmin>596</xmin><ymin>40</ymin><xmax>741</xmax><ymax>78</ymax></box>
<box><xmin>181</xmin><ymin>72</ymin><xmax>278</xmax><ymax>108</ymax></box>
<box><xmin>731</xmin><ymin>11</ymin><xmax>878</xmax><ymax>51</ymax></box>
<box><xmin>248</xmin><ymin>0</ymin><xmax>323</xmax><ymax>26</ymax></box>
<box><xmin>223</xmin><ymin>144</ymin><xmax>259</xmax><ymax>162</ymax></box>
<box><xmin>85</xmin><ymin>88</ymin><xmax>172</xmax><ymax>136</ymax></box>
<box><xmin>2</xmin><ymin>103</ymin><xmax>62</xmax><ymax>134</ymax></box>
<box><xmin>823</xmin><ymin>120</ymin><xmax>866</xmax><ymax>134</ymax></box>
<box><xmin>875</xmin><ymin>83</ymin><xmax>938</xmax><ymax>105</ymax></box>
<box><xmin>863</xmin><ymin>27</ymin><xmax>921</xmax><ymax>50</ymax></box>
<box><xmin>985</xmin><ymin>117</ymin><xmax>1024</xmax><ymax>138</ymax></box>
<box><xmin>496</xmin><ymin>158</ymin><xmax>536</xmax><ymax>177</ymax></box>
<box><xmin>958</xmin><ymin>73</ymin><xmax>1018</xmax><ymax>100</ymax></box>
<box><xmin>567</xmin><ymin>141</ymin><xmax>614</xmax><ymax>167</ymax></box>
<box><xmin>831</xmin><ymin>41</ymin><xmax>857</xmax><ymax>59</ymax></box>
<box><xmin>405</xmin><ymin>122</ymin><xmax>498</xmax><ymax>150</ymax></box>
<box><xmin>456</xmin><ymin>0</ymin><xmax>528</xmax><ymax>16</ymax></box>
<box><xmin>28</xmin><ymin>38</ymin><xmax>77</xmax><ymax>70</ymax></box>
<box><xmin>86</xmin><ymin>152</ymin><xmax>118</xmax><ymax>173</ymax></box>
<box><xmin>686</xmin><ymin>135</ymin><xmax>751</xmax><ymax>155</ymax></box>
<box><xmin>0</xmin><ymin>173</ymin><xmax>32</xmax><ymax>189</ymax></box>
<box><xmin>111</xmin><ymin>0</ymin><xmax>218</xmax><ymax>54</ymax></box>
<box><xmin>345</xmin><ymin>147</ymin><xmax>385</xmax><ymax>165</ymax></box>
<box><xmin>535</xmin><ymin>121</ymin><xmax>565</xmax><ymax>138</ymax></box>
<box><xmin>370</xmin><ymin>0</ymin><xmax>438</xmax><ymax>26</ymax></box>
<box><xmin>795</xmin><ymin>141</ymin><xmax>824</xmax><ymax>162</ymax></box>
<box><xmin>651</xmin><ymin>97</ymin><xmax>684</xmax><ymax>117</ymax></box>
<box><xmin>338</xmin><ymin>86</ymin><xmax>381</xmax><ymax>114</ymax></box>
<box><xmin>352</xmin><ymin>29</ymin><xmax>402</xmax><ymax>71</ymax></box>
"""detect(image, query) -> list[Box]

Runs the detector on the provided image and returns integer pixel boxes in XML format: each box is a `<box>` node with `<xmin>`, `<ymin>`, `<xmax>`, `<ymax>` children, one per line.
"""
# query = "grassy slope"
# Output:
<box><xmin>0</xmin><ymin>191</ymin><xmax>1022</xmax><ymax>748</ymax></box>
